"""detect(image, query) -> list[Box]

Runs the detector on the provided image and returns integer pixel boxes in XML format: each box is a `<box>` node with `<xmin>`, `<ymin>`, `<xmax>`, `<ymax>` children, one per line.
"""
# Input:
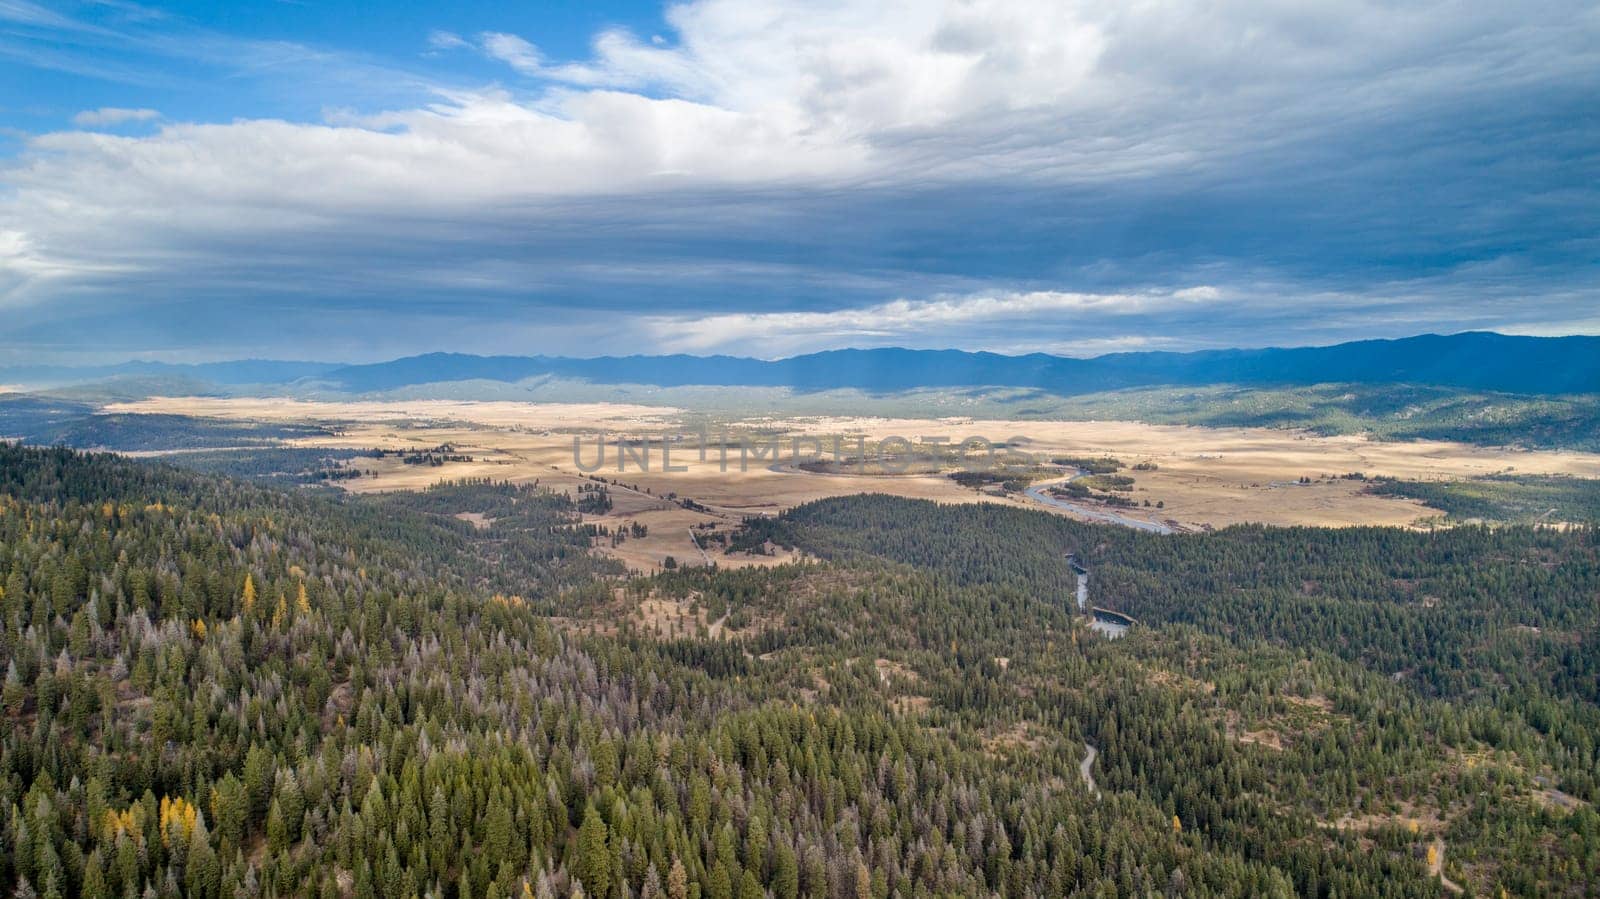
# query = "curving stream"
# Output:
<box><xmin>1022</xmin><ymin>470</ymin><xmax>1176</xmax><ymax>534</ymax></box>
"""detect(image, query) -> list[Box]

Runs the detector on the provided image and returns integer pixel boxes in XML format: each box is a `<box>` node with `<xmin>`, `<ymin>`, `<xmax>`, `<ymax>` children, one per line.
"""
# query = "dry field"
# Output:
<box><xmin>108</xmin><ymin>396</ymin><xmax>1600</xmax><ymax>570</ymax></box>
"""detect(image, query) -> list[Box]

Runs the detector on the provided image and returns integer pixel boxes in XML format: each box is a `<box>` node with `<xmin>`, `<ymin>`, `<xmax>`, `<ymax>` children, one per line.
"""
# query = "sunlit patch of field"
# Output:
<box><xmin>106</xmin><ymin>396</ymin><xmax>1600</xmax><ymax>540</ymax></box>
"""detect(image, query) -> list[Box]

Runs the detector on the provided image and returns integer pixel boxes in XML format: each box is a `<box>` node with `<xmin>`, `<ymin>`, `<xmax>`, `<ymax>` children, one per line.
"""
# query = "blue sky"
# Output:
<box><xmin>0</xmin><ymin>2</ymin><xmax>668</xmax><ymax>135</ymax></box>
<box><xmin>1</xmin><ymin>0</ymin><xmax>1597</xmax><ymax>363</ymax></box>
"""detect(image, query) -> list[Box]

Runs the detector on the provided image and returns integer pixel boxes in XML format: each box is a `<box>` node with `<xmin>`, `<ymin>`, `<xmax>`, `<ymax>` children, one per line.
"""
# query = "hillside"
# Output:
<box><xmin>260</xmin><ymin>333</ymin><xmax>1600</xmax><ymax>395</ymax></box>
<box><xmin>1</xmin><ymin>445</ymin><xmax>1596</xmax><ymax>896</ymax></box>
<box><xmin>8</xmin><ymin>332</ymin><xmax>1599</xmax><ymax>396</ymax></box>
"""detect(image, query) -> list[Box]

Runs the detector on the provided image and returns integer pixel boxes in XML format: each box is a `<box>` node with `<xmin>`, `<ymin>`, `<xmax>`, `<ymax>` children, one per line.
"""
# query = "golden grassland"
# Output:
<box><xmin>107</xmin><ymin>396</ymin><xmax>1600</xmax><ymax>571</ymax></box>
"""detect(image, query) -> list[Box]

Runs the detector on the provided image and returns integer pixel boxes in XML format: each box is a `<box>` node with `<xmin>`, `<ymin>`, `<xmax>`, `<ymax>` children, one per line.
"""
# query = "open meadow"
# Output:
<box><xmin>104</xmin><ymin>396</ymin><xmax>1600</xmax><ymax>571</ymax></box>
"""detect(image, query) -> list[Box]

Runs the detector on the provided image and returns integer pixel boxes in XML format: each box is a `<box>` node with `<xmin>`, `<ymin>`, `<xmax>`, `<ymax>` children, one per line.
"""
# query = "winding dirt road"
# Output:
<box><xmin>1429</xmin><ymin>839</ymin><xmax>1464</xmax><ymax>895</ymax></box>
<box><xmin>1080</xmin><ymin>742</ymin><xmax>1102</xmax><ymax>799</ymax></box>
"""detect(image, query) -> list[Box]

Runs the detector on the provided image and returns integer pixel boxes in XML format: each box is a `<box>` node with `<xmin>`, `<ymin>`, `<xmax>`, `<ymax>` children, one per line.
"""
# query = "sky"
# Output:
<box><xmin>1</xmin><ymin>0</ymin><xmax>1597</xmax><ymax>363</ymax></box>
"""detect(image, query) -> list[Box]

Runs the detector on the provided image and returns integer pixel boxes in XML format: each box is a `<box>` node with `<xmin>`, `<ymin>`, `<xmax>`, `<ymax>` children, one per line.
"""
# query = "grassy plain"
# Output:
<box><xmin>106</xmin><ymin>396</ymin><xmax>1600</xmax><ymax>570</ymax></box>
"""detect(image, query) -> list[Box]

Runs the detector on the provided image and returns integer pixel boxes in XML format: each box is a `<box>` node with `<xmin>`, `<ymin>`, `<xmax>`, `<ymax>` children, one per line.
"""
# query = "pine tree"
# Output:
<box><xmin>486</xmin><ymin>799</ymin><xmax>515</xmax><ymax>868</ymax></box>
<box><xmin>2</xmin><ymin>661</ymin><xmax>25</xmax><ymax>716</ymax></box>
<box><xmin>639</xmin><ymin>866</ymin><xmax>664</xmax><ymax>899</ymax></box>
<box><xmin>186</xmin><ymin>815</ymin><xmax>219</xmax><ymax>899</ymax></box>
<box><xmin>278</xmin><ymin>771</ymin><xmax>304</xmax><ymax>845</ymax></box>
<box><xmin>854</xmin><ymin>861</ymin><xmax>872</xmax><ymax>899</ymax></box>
<box><xmin>242</xmin><ymin>745</ymin><xmax>274</xmax><ymax>825</ymax></box>
<box><xmin>706</xmin><ymin>862</ymin><xmax>732</xmax><ymax>899</ymax></box>
<box><xmin>266</xmin><ymin>798</ymin><xmax>288</xmax><ymax>854</ymax></box>
<box><xmin>80</xmin><ymin>851</ymin><xmax>109</xmax><ymax>899</ymax></box>
<box><xmin>667</xmin><ymin>859</ymin><xmax>689</xmax><ymax>899</ymax></box>
<box><xmin>575</xmin><ymin>806</ymin><xmax>611</xmax><ymax>899</ymax></box>
<box><xmin>742</xmin><ymin>816</ymin><xmax>766</xmax><ymax>878</ymax></box>
<box><xmin>772</xmin><ymin>845</ymin><xmax>799</xmax><ymax>899</ymax></box>
<box><xmin>211</xmin><ymin>775</ymin><xmax>248</xmax><ymax>850</ymax></box>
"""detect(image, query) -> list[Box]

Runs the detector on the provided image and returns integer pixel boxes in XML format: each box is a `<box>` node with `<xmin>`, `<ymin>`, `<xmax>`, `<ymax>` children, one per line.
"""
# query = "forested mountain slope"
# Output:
<box><xmin>741</xmin><ymin>496</ymin><xmax>1600</xmax><ymax>894</ymax></box>
<box><xmin>305</xmin><ymin>333</ymin><xmax>1600</xmax><ymax>396</ymax></box>
<box><xmin>1</xmin><ymin>445</ymin><xmax>1596</xmax><ymax>897</ymax></box>
<box><xmin>8</xmin><ymin>332</ymin><xmax>1598</xmax><ymax>396</ymax></box>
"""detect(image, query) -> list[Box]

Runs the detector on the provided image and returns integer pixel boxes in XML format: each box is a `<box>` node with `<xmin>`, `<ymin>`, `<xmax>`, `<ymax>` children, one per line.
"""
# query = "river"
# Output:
<box><xmin>1022</xmin><ymin>471</ymin><xmax>1176</xmax><ymax>534</ymax></box>
<box><xmin>1089</xmin><ymin>613</ymin><xmax>1130</xmax><ymax>639</ymax></box>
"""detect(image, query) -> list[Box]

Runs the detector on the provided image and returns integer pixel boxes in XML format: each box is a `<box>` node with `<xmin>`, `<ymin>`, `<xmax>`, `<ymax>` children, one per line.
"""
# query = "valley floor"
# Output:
<box><xmin>101</xmin><ymin>395</ymin><xmax>1600</xmax><ymax>569</ymax></box>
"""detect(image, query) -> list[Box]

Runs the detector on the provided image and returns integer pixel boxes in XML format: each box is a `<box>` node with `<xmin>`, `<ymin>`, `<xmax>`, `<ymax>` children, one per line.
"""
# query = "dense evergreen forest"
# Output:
<box><xmin>1011</xmin><ymin>384</ymin><xmax>1600</xmax><ymax>452</ymax></box>
<box><xmin>1367</xmin><ymin>475</ymin><xmax>1600</xmax><ymax>525</ymax></box>
<box><xmin>0</xmin><ymin>397</ymin><xmax>337</xmax><ymax>453</ymax></box>
<box><xmin>1</xmin><ymin>444</ymin><xmax>1596</xmax><ymax>897</ymax></box>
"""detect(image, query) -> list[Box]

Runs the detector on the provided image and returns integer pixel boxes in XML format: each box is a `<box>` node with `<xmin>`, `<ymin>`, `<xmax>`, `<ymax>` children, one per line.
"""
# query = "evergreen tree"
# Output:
<box><xmin>576</xmin><ymin>806</ymin><xmax>611</xmax><ymax>899</ymax></box>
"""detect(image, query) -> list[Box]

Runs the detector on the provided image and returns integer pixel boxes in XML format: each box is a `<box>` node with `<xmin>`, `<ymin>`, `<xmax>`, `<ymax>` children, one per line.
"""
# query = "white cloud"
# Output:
<box><xmin>1</xmin><ymin>0</ymin><xmax>1596</xmax><ymax>354</ymax></box>
<box><xmin>644</xmin><ymin>287</ymin><xmax>1230</xmax><ymax>355</ymax></box>
<box><xmin>426</xmin><ymin>30</ymin><xmax>469</xmax><ymax>51</ymax></box>
<box><xmin>0</xmin><ymin>228</ymin><xmax>138</xmax><ymax>307</ymax></box>
<box><xmin>0</xmin><ymin>0</ymin><xmax>86</xmax><ymax>30</ymax></box>
<box><xmin>479</xmin><ymin>32</ymin><xmax>543</xmax><ymax>76</ymax></box>
<box><xmin>71</xmin><ymin>107</ymin><xmax>160</xmax><ymax>127</ymax></box>
<box><xmin>16</xmin><ymin>0</ymin><xmax>1587</xmax><ymax>226</ymax></box>
<box><xmin>631</xmin><ymin>268</ymin><xmax>1600</xmax><ymax>358</ymax></box>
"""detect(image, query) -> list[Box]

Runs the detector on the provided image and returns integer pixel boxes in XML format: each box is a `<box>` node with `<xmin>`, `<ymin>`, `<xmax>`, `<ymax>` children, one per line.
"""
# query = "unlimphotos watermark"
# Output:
<box><xmin>571</xmin><ymin>428</ymin><xmax>1037</xmax><ymax>474</ymax></box>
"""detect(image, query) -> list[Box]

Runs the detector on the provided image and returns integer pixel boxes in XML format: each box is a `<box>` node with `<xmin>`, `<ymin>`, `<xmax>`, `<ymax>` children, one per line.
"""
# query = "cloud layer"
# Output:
<box><xmin>2</xmin><ymin>0</ymin><xmax>1597</xmax><ymax>361</ymax></box>
<box><xmin>70</xmin><ymin>107</ymin><xmax>160</xmax><ymax>127</ymax></box>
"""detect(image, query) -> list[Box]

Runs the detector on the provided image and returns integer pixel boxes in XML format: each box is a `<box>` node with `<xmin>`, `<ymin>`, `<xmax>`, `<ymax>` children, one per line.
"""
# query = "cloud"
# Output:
<box><xmin>426</xmin><ymin>30</ymin><xmax>469</xmax><ymax>51</ymax></box>
<box><xmin>0</xmin><ymin>0</ymin><xmax>87</xmax><ymax>30</ymax></box>
<box><xmin>479</xmin><ymin>32</ymin><xmax>543</xmax><ymax>76</ymax></box>
<box><xmin>71</xmin><ymin>107</ymin><xmax>160</xmax><ymax>127</ymax></box>
<box><xmin>634</xmin><ymin>273</ymin><xmax>1600</xmax><ymax>358</ymax></box>
<box><xmin>0</xmin><ymin>0</ymin><xmax>1597</xmax><ymax>359</ymax></box>
<box><xmin>0</xmin><ymin>228</ymin><xmax>139</xmax><ymax>310</ymax></box>
<box><xmin>646</xmin><ymin>288</ymin><xmax>1221</xmax><ymax>354</ymax></box>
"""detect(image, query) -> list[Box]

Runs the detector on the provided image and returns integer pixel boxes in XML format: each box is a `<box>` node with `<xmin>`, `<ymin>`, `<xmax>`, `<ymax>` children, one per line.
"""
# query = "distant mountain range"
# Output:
<box><xmin>5</xmin><ymin>332</ymin><xmax>1597</xmax><ymax>396</ymax></box>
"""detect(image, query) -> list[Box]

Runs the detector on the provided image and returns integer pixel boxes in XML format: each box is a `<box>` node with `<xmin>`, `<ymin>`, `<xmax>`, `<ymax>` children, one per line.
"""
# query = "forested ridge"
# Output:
<box><xmin>740</xmin><ymin>497</ymin><xmax>1600</xmax><ymax>894</ymax></box>
<box><xmin>1</xmin><ymin>445</ymin><xmax>1596</xmax><ymax>897</ymax></box>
